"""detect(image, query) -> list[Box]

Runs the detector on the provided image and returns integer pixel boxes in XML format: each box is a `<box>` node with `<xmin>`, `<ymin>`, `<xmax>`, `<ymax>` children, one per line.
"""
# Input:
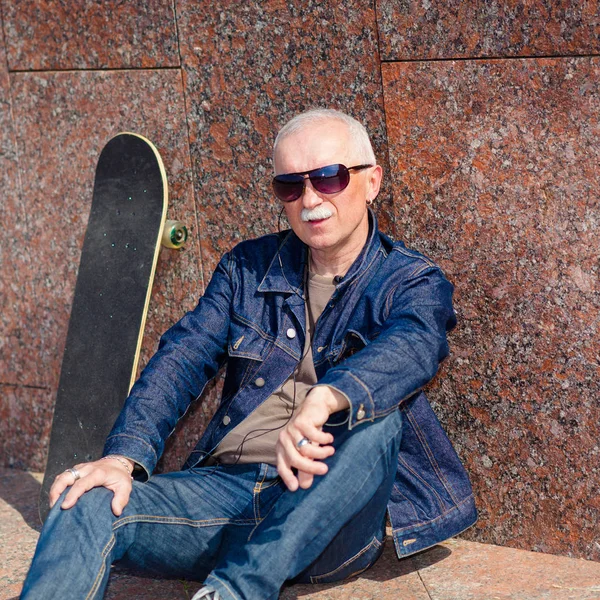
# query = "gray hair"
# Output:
<box><xmin>273</xmin><ymin>108</ymin><xmax>376</xmax><ymax>167</ymax></box>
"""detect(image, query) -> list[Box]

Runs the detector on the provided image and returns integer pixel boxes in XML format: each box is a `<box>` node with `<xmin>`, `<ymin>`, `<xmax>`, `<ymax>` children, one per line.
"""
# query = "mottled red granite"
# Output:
<box><xmin>0</xmin><ymin>388</ymin><xmax>53</xmax><ymax>470</ymax></box>
<box><xmin>415</xmin><ymin>538</ymin><xmax>600</xmax><ymax>600</ymax></box>
<box><xmin>0</xmin><ymin>23</ymin><xmax>27</xmax><ymax>387</ymax></box>
<box><xmin>382</xmin><ymin>57</ymin><xmax>600</xmax><ymax>561</ymax></box>
<box><xmin>4</xmin><ymin>69</ymin><xmax>201</xmax><ymax>468</ymax></box>
<box><xmin>1</xmin><ymin>0</ymin><xmax>179</xmax><ymax>70</ymax></box>
<box><xmin>377</xmin><ymin>0</ymin><xmax>600</xmax><ymax>61</ymax></box>
<box><xmin>176</xmin><ymin>0</ymin><xmax>394</xmax><ymax>274</ymax></box>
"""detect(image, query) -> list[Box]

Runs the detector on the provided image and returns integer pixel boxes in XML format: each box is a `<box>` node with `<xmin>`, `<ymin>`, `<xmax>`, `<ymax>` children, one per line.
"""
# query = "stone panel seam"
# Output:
<box><xmin>380</xmin><ymin>52</ymin><xmax>600</xmax><ymax>64</ymax></box>
<box><xmin>372</xmin><ymin>0</ymin><xmax>396</xmax><ymax>239</ymax></box>
<box><xmin>0</xmin><ymin>382</ymin><xmax>51</xmax><ymax>391</ymax></box>
<box><xmin>8</xmin><ymin>66</ymin><xmax>183</xmax><ymax>75</ymax></box>
<box><xmin>417</xmin><ymin>569</ymin><xmax>434</xmax><ymax>600</ymax></box>
<box><xmin>172</xmin><ymin>0</ymin><xmax>205</xmax><ymax>294</ymax></box>
<box><xmin>171</xmin><ymin>0</ymin><xmax>183</xmax><ymax>68</ymax></box>
<box><xmin>1</xmin><ymin>3</ymin><xmax>37</xmax><ymax>356</ymax></box>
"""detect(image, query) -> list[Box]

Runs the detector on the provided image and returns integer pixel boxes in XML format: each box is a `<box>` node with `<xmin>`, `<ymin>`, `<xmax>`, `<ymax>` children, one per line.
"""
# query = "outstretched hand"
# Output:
<box><xmin>49</xmin><ymin>456</ymin><xmax>134</xmax><ymax>516</ymax></box>
<box><xmin>276</xmin><ymin>386</ymin><xmax>349</xmax><ymax>491</ymax></box>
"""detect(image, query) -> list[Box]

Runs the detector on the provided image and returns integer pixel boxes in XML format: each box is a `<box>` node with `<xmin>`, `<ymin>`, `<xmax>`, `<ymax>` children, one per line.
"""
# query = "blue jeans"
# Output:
<box><xmin>21</xmin><ymin>409</ymin><xmax>402</xmax><ymax>600</ymax></box>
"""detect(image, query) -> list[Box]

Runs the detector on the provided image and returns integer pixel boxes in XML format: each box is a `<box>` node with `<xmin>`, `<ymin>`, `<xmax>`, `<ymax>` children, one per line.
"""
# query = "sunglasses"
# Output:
<box><xmin>272</xmin><ymin>163</ymin><xmax>373</xmax><ymax>202</ymax></box>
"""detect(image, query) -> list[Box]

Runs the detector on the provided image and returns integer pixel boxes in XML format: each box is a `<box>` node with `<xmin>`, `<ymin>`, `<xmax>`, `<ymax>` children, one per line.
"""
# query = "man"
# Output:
<box><xmin>22</xmin><ymin>109</ymin><xmax>477</xmax><ymax>600</ymax></box>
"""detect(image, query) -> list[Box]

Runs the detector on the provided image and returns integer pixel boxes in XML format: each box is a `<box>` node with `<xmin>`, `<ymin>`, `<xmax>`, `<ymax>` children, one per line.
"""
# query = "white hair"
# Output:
<box><xmin>273</xmin><ymin>108</ymin><xmax>377</xmax><ymax>167</ymax></box>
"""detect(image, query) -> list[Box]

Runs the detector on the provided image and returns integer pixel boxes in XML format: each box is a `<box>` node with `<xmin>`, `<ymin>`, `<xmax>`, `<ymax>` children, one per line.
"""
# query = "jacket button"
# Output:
<box><xmin>222</xmin><ymin>415</ymin><xmax>231</xmax><ymax>426</ymax></box>
<box><xmin>356</xmin><ymin>405</ymin><xmax>366</xmax><ymax>420</ymax></box>
<box><xmin>255</xmin><ymin>377</ymin><xmax>265</xmax><ymax>387</ymax></box>
<box><xmin>286</xmin><ymin>328</ymin><xmax>296</xmax><ymax>339</ymax></box>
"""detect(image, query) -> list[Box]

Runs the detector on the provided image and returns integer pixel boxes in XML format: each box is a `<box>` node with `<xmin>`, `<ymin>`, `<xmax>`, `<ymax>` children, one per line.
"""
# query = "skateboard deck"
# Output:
<box><xmin>39</xmin><ymin>133</ymin><xmax>168</xmax><ymax>521</ymax></box>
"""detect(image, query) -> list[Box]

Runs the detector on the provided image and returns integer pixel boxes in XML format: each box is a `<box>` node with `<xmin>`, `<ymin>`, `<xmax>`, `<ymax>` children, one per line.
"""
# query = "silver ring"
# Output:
<box><xmin>65</xmin><ymin>467</ymin><xmax>81</xmax><ymax>482</ymax></box>
<box><xmin>297</xmin><ymin>437</ymin><xmax>311</xmax><ymax>449</ymax></box>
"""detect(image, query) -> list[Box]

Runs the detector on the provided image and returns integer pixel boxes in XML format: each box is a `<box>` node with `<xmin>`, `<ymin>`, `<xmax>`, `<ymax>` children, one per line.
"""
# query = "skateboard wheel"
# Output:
<box><xmin>162</xmin><ymin>220</ymin><xmax>188</xmax><ymax>249</ymax></box>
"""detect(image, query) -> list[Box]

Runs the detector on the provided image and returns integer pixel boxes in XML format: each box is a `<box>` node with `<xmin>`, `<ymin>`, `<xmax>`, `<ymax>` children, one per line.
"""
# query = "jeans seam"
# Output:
<box><xmin>112</xmin><ymin>515</ymin><xmax>255</xmax><ymax>529</ymax></box>
<box><xmin>210</xmin><ymin>573</ymin><xmax>241</xmax><ymax>600</ymax></box>
<box><xmin>253</xmin><ymin>464</ymin><xmax>269</xmax><ymax>523</ymax></box>
<box><xmin>85</xmin><ymin>534</ymin><xmax>115</xmax><ymax>600</ymax></box>
<box><xmin>292</xmin><ymin>419</ymin><xmax>400</xmax><ymax>582</ymax></box>
<box><xmin>309</xmin><ymin>534</ymin><xmax>382</xmax><ymax>583</ymax></box>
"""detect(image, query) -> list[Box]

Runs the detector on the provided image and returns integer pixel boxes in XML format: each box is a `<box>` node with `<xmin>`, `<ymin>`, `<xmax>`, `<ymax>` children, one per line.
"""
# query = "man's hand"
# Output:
<box><xmin>49</xmin><ymin>456</ymin><xmax>134</xmax><ymax>517</ymax></box>
<box><xmin>276</xmin><ymin>386</ymin><xmax>349</xmax><ymax>491</ymax></box>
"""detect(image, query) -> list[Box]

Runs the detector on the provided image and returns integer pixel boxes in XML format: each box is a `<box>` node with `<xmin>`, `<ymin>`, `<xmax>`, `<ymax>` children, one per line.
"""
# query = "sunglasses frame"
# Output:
<box><xmin>272</xmin><ymin>163</ymin><xmax>373</xmax><ymax>202</ymax></box>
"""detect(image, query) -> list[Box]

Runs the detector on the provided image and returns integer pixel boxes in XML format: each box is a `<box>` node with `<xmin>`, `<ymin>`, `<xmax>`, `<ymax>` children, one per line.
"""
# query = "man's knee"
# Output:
<box><xmin>46</xmin><ymin>486</ymin><xmax>115</xmax><ymax>527</ymax></box>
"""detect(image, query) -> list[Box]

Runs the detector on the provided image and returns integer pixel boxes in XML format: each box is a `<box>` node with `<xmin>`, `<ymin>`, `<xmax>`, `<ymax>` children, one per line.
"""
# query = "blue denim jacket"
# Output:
<box><xmin>105</xmin><ymin>210</ymin><xmax>477</xmax><ymax>558</ymax></box>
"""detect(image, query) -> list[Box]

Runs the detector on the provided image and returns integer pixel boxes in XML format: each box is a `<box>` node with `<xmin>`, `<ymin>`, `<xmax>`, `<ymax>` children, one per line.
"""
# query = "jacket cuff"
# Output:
<box><xmin>314</xmin><ymin>369</ymin><xmax>375</xmax><ymax>429</ymax></box>
<box><xmin>103</xmin><ymin>433</ymin><xmax>157</xmax><ymax>481</ymax></box>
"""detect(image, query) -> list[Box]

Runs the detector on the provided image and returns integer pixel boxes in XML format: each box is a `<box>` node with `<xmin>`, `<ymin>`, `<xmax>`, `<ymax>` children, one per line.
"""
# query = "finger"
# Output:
<box><xmin>276</xmin><ymin>444</ymin><xmax>299</xmax><ymax>492</ymax></box>
<box><xmin>298</xmin><ymin>469</ymin><xmax>314</xmax><ymax>490</ymax></box>
<box><xmin>49</xmin><ymin>471</ymin><xmax>74</xmax><ymax>507</ymax></box>
<box><xmin>61</xmin><ymin>469</ymin><xmax>104</xmax><ymax>509</ymax></box>
<box><xmin>297</xmin><ymin>443</ymin><xmax>335</xmax><ymax>461</ymax></box>
<box><xmin>293</xmin><ymin>454</ymin><xmax>328</xmax><ymax>475</ymax></box>
<box><xmin>279</xmin><ymin>464</ymin><xmax>299</xmax><ymax>492</ymax></box>
<box><xmin>294</xmin><ymin>425</ymin><xmax>333</xmax><ymax>446</ymax></box>
<box><xmin>111</xmin><ymin>483</ymin><xmax>132</xmax><ymax>517</ymax></box>
<box><xmin>283</xmin><ymin>440</ymin><xmax>329</xmax><ymax>476</ymax></box>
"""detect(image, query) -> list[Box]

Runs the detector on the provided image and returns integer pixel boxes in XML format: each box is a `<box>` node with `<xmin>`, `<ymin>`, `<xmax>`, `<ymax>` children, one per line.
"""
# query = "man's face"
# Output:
<box><xmin>273</xmin><ymin>120</ymin><xmax>382</xmax><ymax>258</ymax></box>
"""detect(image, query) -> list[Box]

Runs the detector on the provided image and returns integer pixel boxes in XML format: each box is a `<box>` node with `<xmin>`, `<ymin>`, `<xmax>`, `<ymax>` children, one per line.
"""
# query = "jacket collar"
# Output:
<box><xmin>258</xmin><ymin>208</ymin><xmax>381</xmax><ymax>296</ymax></box>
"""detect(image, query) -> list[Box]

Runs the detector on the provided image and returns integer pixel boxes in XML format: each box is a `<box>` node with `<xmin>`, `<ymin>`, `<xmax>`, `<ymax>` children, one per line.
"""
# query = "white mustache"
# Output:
<box><xmin>301</xmin><ymin>206</ymin><xmax>334</xmax><ymax>222</ymax></box>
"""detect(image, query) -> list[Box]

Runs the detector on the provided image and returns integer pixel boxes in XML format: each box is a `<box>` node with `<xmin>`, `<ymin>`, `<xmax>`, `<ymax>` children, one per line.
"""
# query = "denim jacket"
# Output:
<box><xmin>105</xmin><ymin>210</ymin><xmax>477</xmax><ymax>558</ymax></box>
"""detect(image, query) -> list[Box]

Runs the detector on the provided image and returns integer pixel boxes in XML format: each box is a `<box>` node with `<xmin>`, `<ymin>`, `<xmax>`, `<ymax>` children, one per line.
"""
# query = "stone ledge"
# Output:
<box><xmin>2</xmin><ymin>468</ymin><xmax>599</xmax><ymax>599</ymax></box>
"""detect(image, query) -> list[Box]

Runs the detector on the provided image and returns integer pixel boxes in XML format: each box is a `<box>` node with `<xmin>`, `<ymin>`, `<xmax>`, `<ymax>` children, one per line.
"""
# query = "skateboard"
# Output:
<box><xmin>39</xmin><ymin>133</ymin><xmax>187</xmax><ymax>521</ymax></box>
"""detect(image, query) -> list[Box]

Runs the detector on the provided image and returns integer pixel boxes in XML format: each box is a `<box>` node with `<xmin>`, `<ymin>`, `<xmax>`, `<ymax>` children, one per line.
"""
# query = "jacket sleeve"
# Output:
<box><xmin>103</xmin><ymin>252</ymin><xmax>233</xmax><ymax>477</ymax></box>
<box><xmin>315</xmin><ymin>264</ymin><xmax>456</xmax><ymax>429</ymax></box>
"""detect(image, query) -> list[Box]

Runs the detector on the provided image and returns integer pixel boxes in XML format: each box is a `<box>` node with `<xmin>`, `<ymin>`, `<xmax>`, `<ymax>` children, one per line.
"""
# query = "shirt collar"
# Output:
<box><xmin>258</xmin><ymin>208</ymin><xmax>380</xmax><ymax>295</ymax></box>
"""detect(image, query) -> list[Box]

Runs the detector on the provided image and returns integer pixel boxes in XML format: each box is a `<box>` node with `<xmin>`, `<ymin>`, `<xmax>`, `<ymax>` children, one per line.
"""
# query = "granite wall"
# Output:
<box><xmin>0</xmin><ymin>1</ymin><xmax>598</xmax><ymax>561</ymax></box>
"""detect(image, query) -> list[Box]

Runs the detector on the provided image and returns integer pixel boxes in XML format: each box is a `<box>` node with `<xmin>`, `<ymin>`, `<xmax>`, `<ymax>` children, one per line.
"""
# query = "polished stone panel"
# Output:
<box><xmin>0</xmin><ymin>387</ymin><xmax>53</xmax><ymax>471</ymax></box>
<box><xmin>416</xmin><ymin>538</ymin><xmax>600</xmax><ymax>600</ymax></box>
<box><xmin>1</xmin><ymin>0</ymin><xmax>179</xmax><ymax>70</ymax></box>
<box><xmin>377</xmin><ymin>0</ymin><xmax>600</xmax><ymax>61</ymax></box>
<box><xmin>5</xmin><ymin>69</ymin><xmax>200</xmax><ymax>469</ymax></box>
<box><xmin>382</xmin><ymin>57</ymin><xmax>600</xmax><ymax>560</ymax></box>
<box><xmin>0</xmin><ymin>21</ymin><xmax>27</xmax><ymax>387</ymax></box>
<box><xmin>176</xmin><ymin>0</ymin><xmax>393</xmax><ymax>274</ymax></box>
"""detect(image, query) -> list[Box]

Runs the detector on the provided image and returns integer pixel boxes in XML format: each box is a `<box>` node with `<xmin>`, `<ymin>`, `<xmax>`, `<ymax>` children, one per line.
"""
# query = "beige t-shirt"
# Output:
<box><xmin>210</xmin><ymin>271</ymin><xmax>336</xmax><ymax>465</ymax></box>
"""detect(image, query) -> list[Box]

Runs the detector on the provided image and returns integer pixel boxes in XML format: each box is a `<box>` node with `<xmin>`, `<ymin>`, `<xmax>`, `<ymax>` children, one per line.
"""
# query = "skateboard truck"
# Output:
<box><xmin>162</xmin><ymin>219</ymin><xmax>188</xmax><ymax>249</ymax></box>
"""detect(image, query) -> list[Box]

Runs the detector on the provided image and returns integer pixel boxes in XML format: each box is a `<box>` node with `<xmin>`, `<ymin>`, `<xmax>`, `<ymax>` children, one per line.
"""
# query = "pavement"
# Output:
<box><xmin>1</xmin><ymin>468</ymin><xmax>599</xmax><ymax>599</ymax></box>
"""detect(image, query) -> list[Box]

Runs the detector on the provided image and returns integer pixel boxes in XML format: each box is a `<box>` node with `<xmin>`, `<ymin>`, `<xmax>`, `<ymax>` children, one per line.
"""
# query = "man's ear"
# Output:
<box><xmin>367</xmin><ymin>164</ymin><xmax>383</xmax><ymax>201</ymax></box>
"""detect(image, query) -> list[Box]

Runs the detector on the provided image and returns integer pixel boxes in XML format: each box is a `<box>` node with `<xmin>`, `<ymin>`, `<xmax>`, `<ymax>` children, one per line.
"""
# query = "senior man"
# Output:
<box><xmin>22</xmin><ymin>109</ymin><xmax>477</xmax><ymax>600</ymax></box>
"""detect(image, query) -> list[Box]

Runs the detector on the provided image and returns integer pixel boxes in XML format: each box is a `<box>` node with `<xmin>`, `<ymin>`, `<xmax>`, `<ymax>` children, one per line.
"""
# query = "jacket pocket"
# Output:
<box><xmin>333</xmin><ymin>329</ymin><xmax>376</xmax><ymax>364</ymax></box>
<box><xmin>225</xmin><ymin>317</ymin><xmax>273</xmax><ymax>390</ymax></box>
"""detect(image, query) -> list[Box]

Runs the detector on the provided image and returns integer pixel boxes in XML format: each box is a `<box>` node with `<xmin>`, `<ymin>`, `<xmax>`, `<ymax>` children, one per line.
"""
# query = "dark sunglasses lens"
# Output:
<box><xmin>272</xmin><ymin>176</ymin><xmax>304</xmax><ymax>202</ymax></box>
<box><xmin>311</xmin><ymin>164</ymin><xmax>350</xmax><ymax>195</ymax></box>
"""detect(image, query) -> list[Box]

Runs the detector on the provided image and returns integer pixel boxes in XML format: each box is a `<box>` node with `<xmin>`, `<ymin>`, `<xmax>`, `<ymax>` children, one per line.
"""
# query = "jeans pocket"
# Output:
<box><xmin>252</xmin><ymin>464</ymin><xmax>284</xmax><ymax>522</ymax></box>
<box><xmin>308</xmin><ymin>535</ymin><xmax>384</xmax><ymax>584</ymax></box>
